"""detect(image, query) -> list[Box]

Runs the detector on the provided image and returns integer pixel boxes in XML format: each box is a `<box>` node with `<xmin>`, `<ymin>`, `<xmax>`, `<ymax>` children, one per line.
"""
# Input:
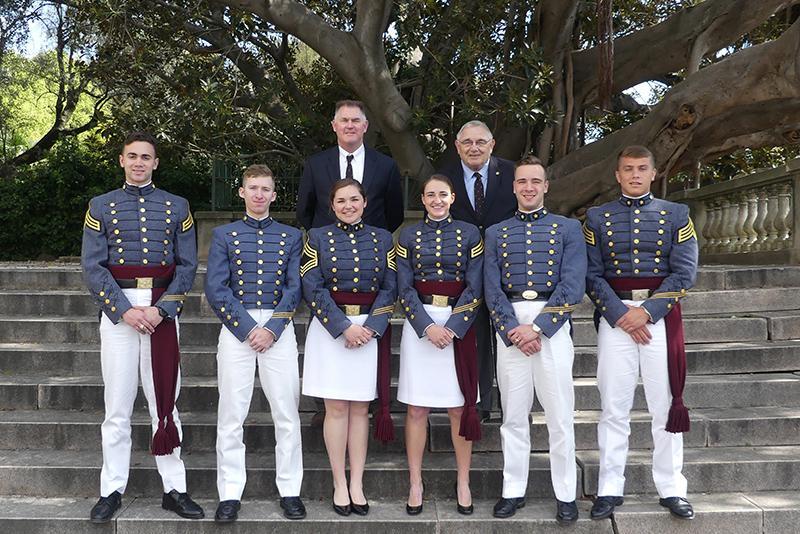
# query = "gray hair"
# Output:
<box><xmin>456</xmin><ymin>120</ymin><xmax>493</xmax><ymax>140</ymax></box>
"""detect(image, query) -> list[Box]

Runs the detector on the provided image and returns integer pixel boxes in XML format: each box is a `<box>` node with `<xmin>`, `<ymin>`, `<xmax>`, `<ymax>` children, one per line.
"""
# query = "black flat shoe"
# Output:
<box><xmin>162</xmin><ymin>490</ymin><xmax>204</xmax><ymax>519</ymax></box>
<box><xmin>333</xmin><ymin>490</ymin><xmax>351</xmax><ymax>516</ymax></box>
<box><xmin>406</xmin><ymin>502</ymin><xmax>423</xmax><ymax>515</ymax></box>
<box><xmin>659</xmin><ymin>496</ymin><xmax>694</xmax><ymax>520</ymax></box>
<box><xmin>280</xmin><ymin>496</ymin><xmax>306</xmax><ymax>520</ymax></box>
<box><xmin>556</xmin><ymin>500</ymin><xmax>579</xmax><ymax>524</ymax></box>
<box><xmin>454</xmin><ymin>483</ymin><xmax>473</xmax><ymax>515</ymax></box>
<box><xmin>214</xmin><ymin>500</ymin><xmax>240</xmax><ymax>523</ymax></box>
<box><xmin>89</xmin><ymin>491</ymin><xmax>121</xmax><ymax>523</ymax></box>
<box><xmin>493</xmin><ymin>497</ymin><xmax>525</xmax><ymax>518</ymax></box>
<box><xmin>350</xmin><ymin>500</ymin><xmax>369</xmax><ymax>516</ymax></box>
<box><xmin>590</xmin><ymin>495</ymin><xmax>623</xmax><ymax>520</ymax></box>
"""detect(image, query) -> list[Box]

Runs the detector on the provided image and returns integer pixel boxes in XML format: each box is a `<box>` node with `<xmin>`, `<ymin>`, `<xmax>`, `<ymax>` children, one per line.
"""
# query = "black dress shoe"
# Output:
<box><xmin>454</xmin><ymin>483</ymin><xmax>473</xmax><ymax>515</ymax></box>
<box><xmin>162</xmin><ymin>490</ymin><xmax>204</xmax><ymax>519</ymax></box>
<box><xmin>214</xmin><ymin>500</ymin><xmax>240</xmax><ymax>523</ymax></box>
<box><xmin>89</xmin><ymin>491</ymin><xmax>121</xmax><ymax>523</ymax></box>
<box><xmin>280</xmin><ymin>496</ymin><xmax>306</xmax><ymax>519</ymax></box>
<box><xmin>405</xmin><ymin>502</ymin><xmax>423</xmax><ymax>515</ymax></box>
<box><xmin>350</xmin><ymin>499</ymin><xmax>369</xmax><ymax>516</ymax></box>
<box><xmin>659</xmin><ymin>497</ymin><xmax>694</xmax><ymax>519</ymax></box>
<box><xmin>556</xmin><ymin>500</ymin><xmax>579</xmax><ymax>524</ymax></box>
<box><xmin>333</xmin><ymin>490</ymin><xmax>351</xmax><ymax>516</ymax></box>
<box><xmin>493</xmin><ymin>497</ymin><xmax>526</xmax><ymax>518</ymax></box>
<box><xmin>590</xmin><ymin>495</ymin><xmax>623</xmax><ymax>520</ymax></box>
<box><xmin>479</xmin><ymin>410</ymin><xmax>492</xmax><ymax>423</ymax></box>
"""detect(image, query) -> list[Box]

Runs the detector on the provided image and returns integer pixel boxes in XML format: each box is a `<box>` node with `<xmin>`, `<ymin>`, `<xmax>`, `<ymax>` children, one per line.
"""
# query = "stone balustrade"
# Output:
<box><xmin>668</xmin><ymin>158</ymin><xmax>800</xmax><ymax>264</ymax></box>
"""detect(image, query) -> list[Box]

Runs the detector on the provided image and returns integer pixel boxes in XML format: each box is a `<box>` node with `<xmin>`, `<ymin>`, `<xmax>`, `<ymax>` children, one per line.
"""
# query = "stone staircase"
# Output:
<box><xmin>0</xmin><ymin>263</ymin><xmax>799</xmax><ymax>533</ymax></box>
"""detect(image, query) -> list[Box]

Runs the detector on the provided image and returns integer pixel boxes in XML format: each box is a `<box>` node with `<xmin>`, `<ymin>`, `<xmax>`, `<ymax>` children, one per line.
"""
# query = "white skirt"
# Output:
<box><xmin>397</xmin><ymin>304</ymin><xmax>466</xmax><ymax>408</ymax></box>
<box><xmin>302</xmin><ymin>314</ymin><xmax>378</xmax><ymax>401</ymax></box>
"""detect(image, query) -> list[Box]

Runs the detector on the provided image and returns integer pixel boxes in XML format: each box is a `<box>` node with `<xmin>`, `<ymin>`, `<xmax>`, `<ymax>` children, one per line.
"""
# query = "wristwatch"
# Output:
<box><xmin>156</xmin><ymin>306</ymin><xmax>170</xmax><ymax>319</ymax></box>
<box><xmin>531</xmin><ymin>323</ymin><xmax>542</xmax><ymax>334</ymax></box>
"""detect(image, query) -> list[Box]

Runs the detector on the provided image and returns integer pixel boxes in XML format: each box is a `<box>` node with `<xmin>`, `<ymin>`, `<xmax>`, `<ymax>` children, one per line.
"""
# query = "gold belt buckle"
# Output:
<box><xmin>521</xmin><ymin>290</ymin><xmax>539</xmax><ymax>300</ymax></box>
<box><xmin>136</xmin><ymin>277</ymin><xmax>154</xmax><ymax>289</ymax></box>
<box><xmin>344</xmin><ymin>304</ymin><xmax>361</xmax><ymax>315</ymax></box>
<box><xmin>431</xmin><ymin>294</ymin><xmax>449</xmax><ymax>307</ymax></box>
<box><xmin>631</xmin><ymin>289</ymin><xmax>649</xmax><ymax>301</ymax></box>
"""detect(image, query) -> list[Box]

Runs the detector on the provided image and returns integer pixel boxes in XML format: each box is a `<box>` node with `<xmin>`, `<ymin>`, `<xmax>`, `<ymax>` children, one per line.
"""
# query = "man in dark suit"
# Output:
<box><xmin>296</xmin><ymin>99</ymin><xmax>404</xmax><ymax>233</ymax></box>
<box><xmin>439</xmin><ymin>120</ymin><xmax>517</xmax><ymax>420</ymax></box>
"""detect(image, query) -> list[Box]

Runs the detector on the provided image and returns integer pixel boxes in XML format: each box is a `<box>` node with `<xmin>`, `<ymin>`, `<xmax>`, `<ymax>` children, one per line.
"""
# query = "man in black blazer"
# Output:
<box><xmin>439</xmin><ymin>120</ymin><xmax>517</xmax><ymax>420</ymax></box>
<box><xmin>296</xmin><ymin>100</ymin><xmax>404</xmax><ymax>232</ymax></box>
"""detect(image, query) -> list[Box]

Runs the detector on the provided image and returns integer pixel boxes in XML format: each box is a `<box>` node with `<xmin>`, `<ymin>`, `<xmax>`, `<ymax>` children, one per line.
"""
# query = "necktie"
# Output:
<box><xmin>345</xmin><ymin>154</ymin><xmax>354</xmax><ymax>180</ymax></box>
<box><xmin>473</xmin><ymin>172</ymin><xmax>485</xmax><ymax>219</ymax></box>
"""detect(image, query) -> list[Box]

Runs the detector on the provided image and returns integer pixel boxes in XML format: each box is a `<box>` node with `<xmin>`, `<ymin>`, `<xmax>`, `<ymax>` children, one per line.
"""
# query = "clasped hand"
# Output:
<box><xmin>508</xmin><ymin>324</ymin><xmax>542</xmax><ymax>356</ymax></box>
<box><xmin>426</xmin><ymin>324</ymin><xmax>454</xmax><ymax>349</ymax></box>
<box><xmin>122</xmin><ymin>306</ymin><xmax>162</xmax><ymax>335</ymax></box>
<box><xmin>615</xmin><ymin>306</ymin><xmax>652</xmax><ymax>345</ymax></box>
<box><xmin>343</xmin><ymin>323</ymin><xmax>374</xmax><ymax>349</ymax></box>
<box><xmin>248</xmin><ymin>327</ymin><xmax>276</xmax><ymax>353</ymax></box>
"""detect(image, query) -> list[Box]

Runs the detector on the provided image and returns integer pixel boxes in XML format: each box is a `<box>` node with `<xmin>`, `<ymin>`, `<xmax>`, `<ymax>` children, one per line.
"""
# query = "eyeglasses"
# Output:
<box><xmin>457</xmin><ymin>139</ymin><xmax>492</xmax><ymax>147</ymax></box>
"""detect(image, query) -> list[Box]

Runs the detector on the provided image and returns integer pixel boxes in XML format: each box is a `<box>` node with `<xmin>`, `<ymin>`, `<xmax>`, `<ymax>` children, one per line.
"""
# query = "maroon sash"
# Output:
<box><xmin>110</xmin><ymin>264</ymin><xmax>182</xmax><ymax>454</ymax></box>
<box><xmin>330</xmin><ymin>291</ymin><xmax>395</xmax><ymax>443</ymax></box>
<box><xmin>414</xmin><ymin>280</ymin><xmax>481</xmax><ymax>441</ymax></box>
<box><xmin>609</xmin><ymin>277</ymin><xmax>690</xmax><ymax>433</ymax></box>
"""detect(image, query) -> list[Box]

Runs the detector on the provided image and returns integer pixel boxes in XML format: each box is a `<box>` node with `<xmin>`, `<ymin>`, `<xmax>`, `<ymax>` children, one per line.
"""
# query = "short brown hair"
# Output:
<box><xmin>617</xmin><ymin>145</ymin><xmax>655</xmax><ymax>168</ymax></box>
<box><xmin>241</xmin><ymin>164</ymin><xmax>274</xmax><ymax>185</ymax></box>
<box><xmin>122</xmin><ymin>131</ymin><xmax>158</xmax><ymax>155</ymax></box>
<box><xmin>329</xmin><ymin>177</ymin><xmax>366</xmax><ymax>205</ymax></box>
<box><xmin>334</xmin><ymin>100</ymin><xmax>366</xmax><ymax>115</ymax></box>
<box><xmin>421</xmin><ymin>173</ymin><xmax>454</xmax><ymax>193</ymax></box>
<box><xmin>515</xmin><ymin>154</ymin><xmax>549</xmax><ymax>179</ymax></box>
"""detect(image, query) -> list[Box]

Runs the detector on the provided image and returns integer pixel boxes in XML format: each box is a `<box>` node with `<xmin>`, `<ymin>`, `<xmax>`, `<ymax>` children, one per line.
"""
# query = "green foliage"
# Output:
<box><xmin>0</xmin><ymin>135</ymin><xmax>212</xmax><ymax>260</ymax></box>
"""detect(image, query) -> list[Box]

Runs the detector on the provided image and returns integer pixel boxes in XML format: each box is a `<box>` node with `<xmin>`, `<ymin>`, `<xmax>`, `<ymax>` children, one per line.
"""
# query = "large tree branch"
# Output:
<box><xmin>572</xmin><ymin>0</ymin><xmax>799</xmax><ymax>104</ymax></box>
<box><xmin>549</xmin><ymin>17</ymin><xmax>800</xmax><ymax>215</ymax></box>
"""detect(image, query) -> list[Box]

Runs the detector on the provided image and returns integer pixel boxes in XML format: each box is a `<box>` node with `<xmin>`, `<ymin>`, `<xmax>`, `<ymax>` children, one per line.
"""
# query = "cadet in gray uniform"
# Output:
<box><xmin>204</xmin><ymin>164</ymin><xmax>306</xmax><ymax>522</ymax></box>
<box><xmin>81</xmin><ymin>131</ymin><xmax>203</xmax><ymax>523</ymax></box>
<box><xmin>585</xmin><ymin>145</ymin><xmax>698</xmax><ymax>521</ymax></box>
<box><xmin>484</xmin><ymin>155</ymin><xmax>585</xmax><ymax>523</ymax></box>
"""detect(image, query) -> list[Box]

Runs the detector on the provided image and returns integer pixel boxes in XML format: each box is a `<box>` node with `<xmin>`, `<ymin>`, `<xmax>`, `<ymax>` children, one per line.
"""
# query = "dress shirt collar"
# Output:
<box><xmin>338</xmin><ymin>143</ymin><xmax>365</xmax><ymax>159</ymax></box>
<box><xmin>619</xmin><ymin>192</ymin><xmax>654</xmax><ymax>207</ymax></box>
<box><xmin>460</xmin><ymin>160</ymin><xmax>489</xmax><ymax>181</ymax></box>
<box><xmin>242</xmin><ymin>214</ymin><xmax>274</xmax><ymax>229</ymax></box>
<box><xmin>123</xmin><ymin>182</ymin><xmax>155</xmax><ymax>196</ymax></box>
<box><xmin>515</xmin><ymin>206</ymin><xmax>547</xmax><ymax>222</ymax></box>
<box><xmin>336</xmin><ymin>219</ymin><xmax>365</xmax><ymax>233</ymax></box>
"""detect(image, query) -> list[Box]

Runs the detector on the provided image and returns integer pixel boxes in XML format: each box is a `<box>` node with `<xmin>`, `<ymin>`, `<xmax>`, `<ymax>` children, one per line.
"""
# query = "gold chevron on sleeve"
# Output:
<box><xmin>677</xmin><ymin>218</ymin><xmax>696</xmax><ymax>243</ymax></box>
<box><xmin>272</xmin><ymin>311</ymin><xmax>295</xmax><ymax>319</ymax></box>
<box><xmin>452</xmin><ymin>299</ymin><xmax>482</xmax><ymax>314</ymax></box>
<box><xmin>541</xmin><ymin>304</ymin><xmax>577</xmax><ymax>314</ymax></box>
<box><xmin>395</xmin><ymin>243</ymin><xmax>408</xmax><ymax>259</ymax></box>
<box><xmin>470</xmin><ymin>239</ymin><xmax>484</xmax><ymax>258</ymax></box>
<box><xmin>372</xmin><ymin>305</ymin><xmax>395</xmax><ymax>315</ymax></box>
<box><xmin>84</xmin><ymin>208</ymin><xmax>101</xmax><ymax>232</ymax></box>
<box><xmin>161</xmin><ymin>294</ymin><xmax>186</xmax><ymax>302</ymax></box>
<box><xmin>300</xmin><ymin>240</ymin><xmax>319</xmax><ymax>277</ymax></box>
<box><xmin>582</xmin><ymin>222</ymin><xmax>596</xmax><ymax>246</ymax></box>
<box><xmin>651</xmin><ymin>291</ymin><xmax>687</xmax><ymax>299</ymax></box>
<box><xmin>181</xmin><ymin>212</ymin><xmax>194</xmax><ymax>232</ymax></box>
<box><xmin>387</xmin><ymin>248</ymin><xmax>397</xmax><ymax>271</ymax></box>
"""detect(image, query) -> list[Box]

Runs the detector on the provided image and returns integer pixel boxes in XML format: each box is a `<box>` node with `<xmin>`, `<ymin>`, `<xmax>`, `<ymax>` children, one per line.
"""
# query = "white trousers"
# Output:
<box><xmin>596</xmin><ymin>300</ymin><xmax>687</xmax><ymax>498</ymax></box>
<box><xmin>216</xmin><ymin>309</ymin><xmax>303</xmax><ymax>500</ymax></box>
<box><xmin>496</xmin><ymin>301</ymin><xmax>577</xmax><ymax>502</ymax></box>
<box><xmin>99</xmin><ymin>288</ymin><xmax>186</xmax><ymax>497</ymax></box>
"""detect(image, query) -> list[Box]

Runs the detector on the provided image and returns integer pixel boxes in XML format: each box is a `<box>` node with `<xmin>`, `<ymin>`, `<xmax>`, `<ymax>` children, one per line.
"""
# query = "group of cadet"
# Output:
<box><xmin>81</xmin><ymin>99</ymin><xmax>698</xmax><ymax>525</ymax></box>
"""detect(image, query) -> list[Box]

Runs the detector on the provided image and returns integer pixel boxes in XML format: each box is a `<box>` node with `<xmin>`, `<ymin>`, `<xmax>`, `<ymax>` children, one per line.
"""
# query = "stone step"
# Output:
<box><xmin>4</xmin><ymin>492</ymin><xmax>799</xmax><ymax>534</ymax></box>
<box><xmin>2</xmin><ymin>406</ymin><xmax>796</xmax><ymax>454</ymax></box>
<box><xmin>0</xmin><ymin>313</ymin><xmax>774</xmax><ymax>346</ymax></box>
<box><xmin>6</xmin><ymin>263</ymin><xmax>800</xmax><ymax>291</ymax></box>
<box><xmin>4</xmin><ymin>284</ymin><xmax>799</xmax><ymax>320</ymax></box>
<box><xmin>2</xmin><ymin>373</ymin><xmax>798</xmax><ymax>412</ymax></box>
<box><xmin>2</xmin><ymin>340</ymin><xmax>799</xmax><ymax>378</ymax></box>
<box><xmin>578</xmin><ymin>445</ymin><xmax>800</xmax><ymax>495</ymax></box>
<box><xmin>0</xmin><ymin>449</ymin><xmax>577</xmax><ymax>500</ymax></box>
<box><xmin>0</xmin><ymin>496</ymin><xmax>608</xmax><ymax>534</ymax></box>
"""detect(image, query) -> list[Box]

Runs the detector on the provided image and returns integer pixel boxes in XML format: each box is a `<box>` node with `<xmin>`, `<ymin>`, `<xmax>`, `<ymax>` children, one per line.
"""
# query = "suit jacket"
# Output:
<box><xmin>438</xmin><ymin>155</ymin><xmax>517</xmax><ymax>234</ymax></box>
<box><xmin>296</xmin><ymin>145</ymin><xmax>404</xmax><ymax>232</ymax></box>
